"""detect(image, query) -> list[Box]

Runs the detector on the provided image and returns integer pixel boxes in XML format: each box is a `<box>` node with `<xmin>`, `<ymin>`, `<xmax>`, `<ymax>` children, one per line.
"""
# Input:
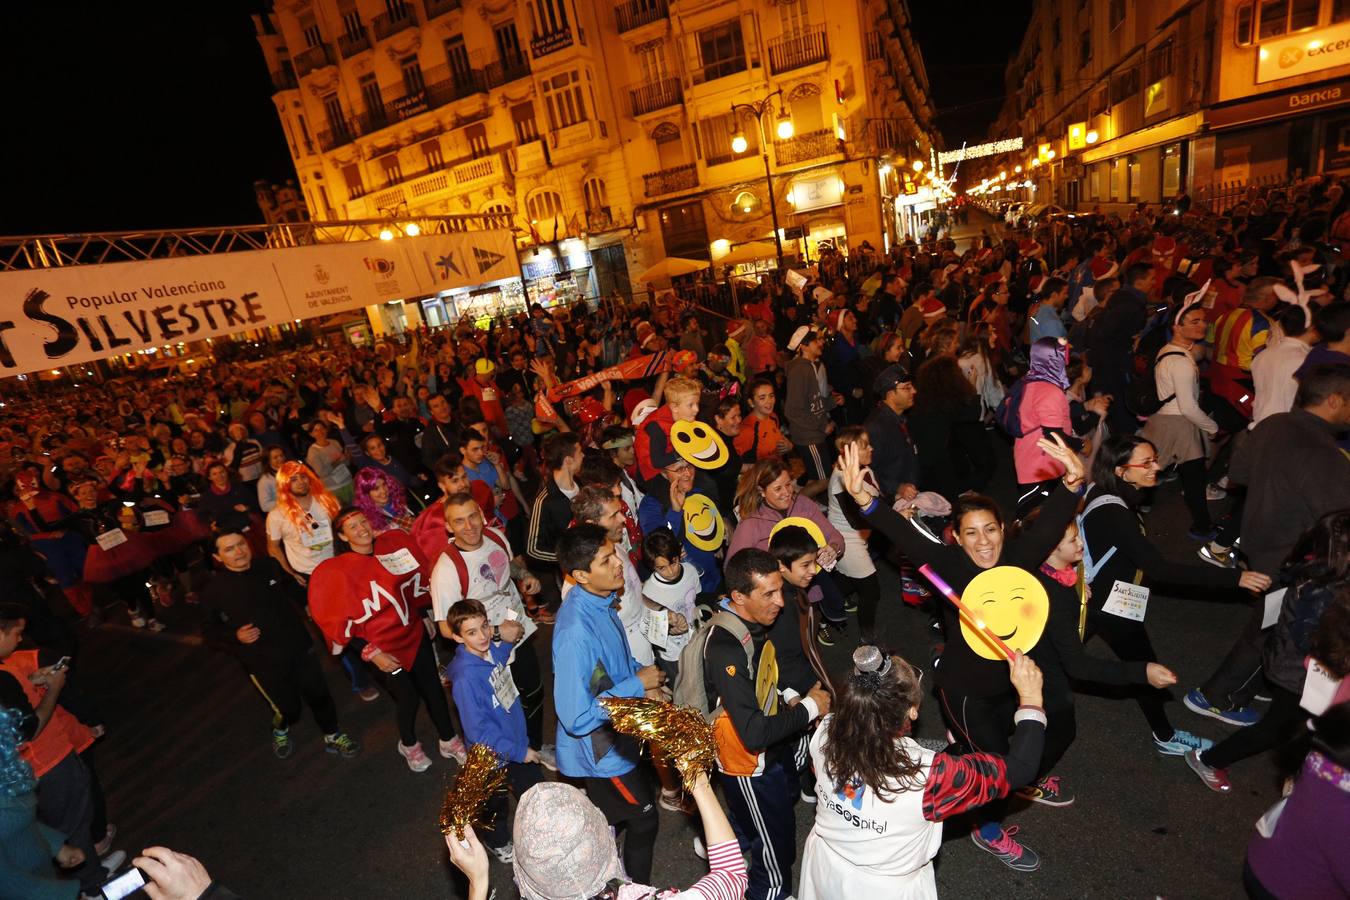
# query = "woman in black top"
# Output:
<box><xmin>1078</xmin><ymin>434</ymin><xmax>1272</xmax><ymax>758</ymax></box>
<box><xmin>837</xmin><ymin>434</ymin><xmax>1083</xmax><ymax>873</ymax></box>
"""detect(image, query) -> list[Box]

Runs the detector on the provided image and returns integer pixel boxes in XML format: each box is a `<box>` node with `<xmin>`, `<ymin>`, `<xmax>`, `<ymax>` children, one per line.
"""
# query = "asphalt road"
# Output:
<box><xmin>74</xmin><ymin>445</ymin><xmax>1277</xmax><ymax>900</ymax></box>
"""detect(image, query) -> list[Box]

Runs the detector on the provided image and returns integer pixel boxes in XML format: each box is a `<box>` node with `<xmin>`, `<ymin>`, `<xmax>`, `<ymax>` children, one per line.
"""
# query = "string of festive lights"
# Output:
<box><xmin>938</xmin><ymin>138</ymin><xmax>1024</xmax><ymax>165</ymax></box>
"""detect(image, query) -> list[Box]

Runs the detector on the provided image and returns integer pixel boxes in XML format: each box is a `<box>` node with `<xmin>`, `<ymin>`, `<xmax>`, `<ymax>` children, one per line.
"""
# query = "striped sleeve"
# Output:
<box><xmin>525</xmin><ymin>488</ymin><xmax>555</xmax><ymax>563</ymax></box>
<box><xmin>675</xmin><ymin>840</ymin><xmax>748</xmax><ymax>900</ymax></box>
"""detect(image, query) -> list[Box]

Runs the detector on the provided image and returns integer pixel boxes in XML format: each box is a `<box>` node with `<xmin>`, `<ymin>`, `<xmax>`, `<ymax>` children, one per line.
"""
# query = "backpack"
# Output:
<box><xmin>1124</xmin><ymin>350</ymin><xmax>1186</xmax><ymax>417</ymax></box>
<box><xmin>439</xmin><ymin>528</ymin><xmax>511</xmax><ymax>597</ymax></box>
<box><xmin>672</xmin><ymin>610</ymin><xmax>754</xmax><ymax>723</ymax></box>
<box><xmin>993</xmin><ymin>377</ymin><xmax>1032</xmax><ymax>438</ymax></box>
<box><xmin>1077</xmin><ymin>493</ymin><xmax>1128</xmax><ymax>582</ymax></box>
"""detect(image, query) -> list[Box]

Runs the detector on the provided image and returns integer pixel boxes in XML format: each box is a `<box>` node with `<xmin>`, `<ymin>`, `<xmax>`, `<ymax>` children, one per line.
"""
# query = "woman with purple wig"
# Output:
<box><xmin>353</xmin><ymin>467</ymin><xmax>413</xmax><ymax>535</ymax></box>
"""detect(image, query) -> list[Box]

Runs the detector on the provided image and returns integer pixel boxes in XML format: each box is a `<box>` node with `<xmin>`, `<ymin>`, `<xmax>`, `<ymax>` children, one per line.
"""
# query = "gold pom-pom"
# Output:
<box><xmin>438</xmin><ymin>744</ymin><xmax>508</xmax><ymax>840</ymax></box>
<box><xmin>599</xmin><ymin>696</ymin><xmax>717</xmax><ymax>784</ymax></box>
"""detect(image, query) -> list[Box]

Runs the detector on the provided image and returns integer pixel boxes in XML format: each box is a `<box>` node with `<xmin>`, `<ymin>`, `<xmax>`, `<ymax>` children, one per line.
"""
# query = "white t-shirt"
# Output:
<box><xmin>266</xmin><ymin>501</ymin><xmax>334</xmax><ymax>575</ymax></box>
<box><xmin>617</xmin><ymin>553</ymin><xmax>654</xmax><ymax>667</ymax></box>
<box><xmin>429</xmin><ymin>528</ymin><xmax>536</xmax><ymax>644</ymax></box>
<box><xmin>641</xmin><ymin>564</ymin><xmax>701</xmax><ymax>662</ymax></box>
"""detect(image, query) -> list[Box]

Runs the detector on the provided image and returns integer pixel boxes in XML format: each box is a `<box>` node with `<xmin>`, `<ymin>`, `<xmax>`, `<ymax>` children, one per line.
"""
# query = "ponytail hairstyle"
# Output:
<box><xmin>821</xmin><ymin>645</ymin><xmax>927</xmax><ymax>799</ymax></box>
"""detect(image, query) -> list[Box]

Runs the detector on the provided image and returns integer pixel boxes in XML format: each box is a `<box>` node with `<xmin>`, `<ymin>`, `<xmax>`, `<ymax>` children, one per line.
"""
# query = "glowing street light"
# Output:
<box><xmin>731</xmin><ymin>131</ymin><xmax>749</xmax><ymax>154</ymax></box>
<box><xmin>776</xmin><ymin>111</ymin><xmax>795</xmax><ymax>140</ymax></box>
<box><xmin>729</xmin><ymin>88</ymin><xmax>794</xmax><ymax>269</ymax></box>
<box><xmin>405</xmin><ymin>222</ymin><xmax>421</xmax><ymax>237</ymax></box>
<box><xmin>379</xmin><ymin>228</ymin><xmax>395</xmax><ymax>241</ymax></box>
<box><xmin>912</xmin><ymin>160</ymin><xmax>924</xmax><ymax>172</ymax></box>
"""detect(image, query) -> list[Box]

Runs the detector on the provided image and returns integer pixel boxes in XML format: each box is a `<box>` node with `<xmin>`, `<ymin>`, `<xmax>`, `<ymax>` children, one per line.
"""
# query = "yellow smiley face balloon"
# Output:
<box><xmin>768</xmin><ymin>516</ymin><xmax>826</xmax><ymax>548</ymax></box>
<box><xmin>671</xmin><ymin>420</ymin><xmax>729</xmax><ymax>469</ymax></box>
<box><xmin>958</xmin><ymin>566</ymin><xmax>1050</xmax><ymax>660</ymax></box>
<box><xmin>683</xmin><ymin>493</ymin><xmax>726</xmax><ymax>551</ymax></box>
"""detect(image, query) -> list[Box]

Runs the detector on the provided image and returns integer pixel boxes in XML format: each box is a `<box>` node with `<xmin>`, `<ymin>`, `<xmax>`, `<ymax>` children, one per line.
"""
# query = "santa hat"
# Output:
<box><xmin>1019</xmin><ymin>238</ymin><xmax>1042</xmax><ymax>257</ymax></box>
<box><xmin>828</xmin><ymin>309</ymin><xmax>849</xmax><ymax>331</ymax></box>
<box><xmin>726</xmin><ymin>319</ymin><xmax>749</xmax><ymax>341</ymax></box>
<box><xmin>635</xmin><ymin>321</ymin><xmax>657</xmax><ymax>350</ymax></box>
<box><xmin>787</xmin><ymin>325</ymin><xmax>817</xmax><ymax>351</ymax></box>
<box><xmin>919</xmin><ymin>297</ymin><xmax>946</xmax><ymax>320</ymax></box>
<box><xmin>630</xmin><ymin>398</ymin><xmax>659</xmax><ymax>428</ymax></box>
<box><xmin>672</xmin><ymin>349</ymin><xmax>699</xmax><ymax>371</ymax></box>
<box><xmin>981</xmin><ymin>272</ymin><xmax>1005</xmax><ymax>289</ymax></box>
<box><xmin>1089</xmin><ymin>256</ymin><xmax>1119</xmax><ymax>280</ymax></box>
<box><xmin>1152</xmin><ymin>235</ymin><xmax>1177</xmax><ymax>256</ymax></box>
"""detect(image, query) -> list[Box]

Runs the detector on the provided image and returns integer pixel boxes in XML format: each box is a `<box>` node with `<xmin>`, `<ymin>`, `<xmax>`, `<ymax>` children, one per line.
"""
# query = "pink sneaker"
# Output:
<box><xmin>398</xmin><ymin>741</ymin><xmax>432</xmax><ymax>773</ymax></box>
<box><xmin>971</xmin><ymin>824</ymin><xmax>1041</xmax><ymax>872</ymax></box>
<box><xmin>439</xmin><ymin>736</ymin><xmax>468</xmax><ymax>764</ymax></box>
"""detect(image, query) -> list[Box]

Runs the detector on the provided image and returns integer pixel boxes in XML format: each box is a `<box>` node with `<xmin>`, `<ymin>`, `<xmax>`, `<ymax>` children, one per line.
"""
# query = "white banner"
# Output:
<box><xmin>0</xmin><ymin>229</ymin><xmax>519</xmax><ymax>374</ymax></box>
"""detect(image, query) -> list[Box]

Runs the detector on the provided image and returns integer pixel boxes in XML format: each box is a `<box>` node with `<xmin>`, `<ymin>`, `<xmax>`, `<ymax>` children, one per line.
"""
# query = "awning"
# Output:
<box><xmin>1081</xmin><ymin>112</ymin><xmax>1205</xmax><ymax>164</ymax></box>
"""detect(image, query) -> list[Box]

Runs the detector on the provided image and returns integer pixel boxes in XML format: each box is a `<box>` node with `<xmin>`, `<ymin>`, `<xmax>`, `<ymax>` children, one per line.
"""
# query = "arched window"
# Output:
<box><xmin>525</xmin><ymin>189</ymin><xmax>565</xmax><ymax>223</ymax></box>
<box><xmin>582</xmin><ymin>177</ymin><xmax>608</xmax><ymax>212</ymax></box>
<box><xmin>481</xmin><ymin>201</ymin><xmax>513</xmax><ymax>229</ymax></box>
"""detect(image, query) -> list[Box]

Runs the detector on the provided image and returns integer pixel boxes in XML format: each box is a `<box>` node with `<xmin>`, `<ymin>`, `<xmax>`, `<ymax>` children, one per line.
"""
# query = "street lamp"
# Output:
<box><xmin>730</xmin><ymin>88</ymin><xmax>794</xmax><ymax>270</ymax></box>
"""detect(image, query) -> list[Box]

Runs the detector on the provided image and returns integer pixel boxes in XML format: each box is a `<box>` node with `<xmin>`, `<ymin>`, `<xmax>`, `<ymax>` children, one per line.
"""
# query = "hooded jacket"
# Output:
<box><xmin>448</xmin><ymin>639</ymin><xmax>529</xmax><ymax>764</ymax></box>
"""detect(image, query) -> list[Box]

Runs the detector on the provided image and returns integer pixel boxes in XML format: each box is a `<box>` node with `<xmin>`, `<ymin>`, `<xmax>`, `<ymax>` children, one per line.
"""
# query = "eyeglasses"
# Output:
<box><xmin>1121</xmin><ymin>457</ymin><xmax>1158</xmax><ymax>469</ymax></box>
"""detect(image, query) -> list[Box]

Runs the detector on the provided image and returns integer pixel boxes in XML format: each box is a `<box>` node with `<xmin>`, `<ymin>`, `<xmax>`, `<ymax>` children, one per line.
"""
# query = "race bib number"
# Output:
<box><xmin>1261</xmin><ymin>588</ymin><xmax>1287</xmax><ymax>630</ymax></box>
<box><xmin>96</xmin><ymin>529</ymin><xmax>128</xmax><ymax>551</ymax></box>
<box><xmin>490</xmin><ymin>663</ymin><xmax>519</xmax><ymax>711</ymax></box>
<box><xmin>481</xmin><ymin>388</ymin><xmax>498</xmax><ymax>403</ymax></box>
<box><xmin>142</xmin><ymin>509</ymin><xmax>171</xmax><ymax>527</ymax></box>
<box><xmin>1101</xmin><ymin>580</ymin><xmax>1149</xmax><ymax>621</ymax></box>
<box><xmin>643</xmin><ymin>607</ymin><xmax>669</xmax><ymax>650</ymax></box>
<box><xmin>299</xmin><ymin>522</ymin><xmax>332</xmax><ymax>548</ymax></box>
<box><xmin>377</xmin><ymin>548</ymin><xmax>419</xmax><ymax>575</ymax></box>
<box><xmin>1301</xmin><ymin>658</ymin><xmax>1342</xmax><ymax>716</ymax></box>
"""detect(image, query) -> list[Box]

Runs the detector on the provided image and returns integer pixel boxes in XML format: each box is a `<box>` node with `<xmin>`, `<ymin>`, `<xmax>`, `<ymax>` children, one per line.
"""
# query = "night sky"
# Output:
<box><xmin>0</xmin><ymin>1</ymin><xmax>1029</xmax><ymax>237</ymax></box>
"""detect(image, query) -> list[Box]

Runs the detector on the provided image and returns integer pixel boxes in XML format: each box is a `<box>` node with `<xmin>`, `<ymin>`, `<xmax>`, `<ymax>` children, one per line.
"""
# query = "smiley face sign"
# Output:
<box><xmin>958</xmin><ymin>566</ymin><xmax>1050</xmax><ymax>660</ymax></box>
<box><xmin>768</xmin><ymin>516</ymin><xmax>826</xmax><ymax>548</ymax></box>
<box><xmin>671</xmin><ymin>420</ymin><xmax>729</xmax><ymax>469</ymax></box>
<box><xmin>683</xmin><ymin>493</ymin><xmax>726</xmax><ymax>551</ymax></box>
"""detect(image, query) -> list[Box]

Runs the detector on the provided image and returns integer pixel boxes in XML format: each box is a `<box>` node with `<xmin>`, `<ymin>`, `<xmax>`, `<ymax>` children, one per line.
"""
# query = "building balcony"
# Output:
<box><xmin>373</xmin><ymin>4</ymin><xmax>418</xmax><ymax>40</ymax></box>
<box><xmin>865</xmin><ymin>31</ymin><xmax>883</xmax><ymax>62</ymax></box>
<box><xmin>270</xmin><ymin>67</ymin><xmax>298</xmax><ymax>91</ymax></box>
<box><xmin>317</xmin><ymin>122</ymin><xmax>355</xmax><ymax>152</ymax></box>
<box><xmin>484</xmin><ymin>57</ymin><xmax>531</xmax><ymax>88</ymax></box>
<box><xmin>293</xmin><ymin>44</ymin><xmax>334</xmax><ymax>78</ymax></box>
<box><xmin>689</xmin><ymin>56</ymin><xmax>747</xmax><ymax>86</ymax></box>
<box><xmin>510</xmin><ymin>140</ymin><xmax>549</xmax><ymax>173</ymax></box>
<box><xmin>550</xmin><ymin>119</ymin><xmax>604</xmax><ymax>152</ymax></box>
<box><xmin>451</xmin><ymin>152</ymin><xmax>502</xmax><ymax>187</ymax></box>
<box><xmin>768</xmin><ymin>26</ymin><xmax>828</xmax><ymax>75</ymax></box>
<box><xmin>422</xmin><ymin>0</ymin><xmax>461</xmax><ymax>20</ymax></box>
<box><xmin>616</xmin><ymin>0</ymin><xmax>668</xmax><ymax>34</ymax></box>
<box><xmin>774</xmin><ymin>128</ymin><xmax>839</xmax><ymax>166</ymax></box>
<box><xmin>531</xmin><ymin>28</ymin><xmax>574</xmax><ymax>58</ymax></box>
<box><xmin>644</xmin><ymin>163</ymin><xmax>698</xmax><ymax>197</ymax></box>
<box><xmin>337</xmin><ymin>29</ymin><xmax>371</xmax><ymax>58</ymax></box>
<box><xmin>630</xmin><ymin>77</ymin><xmax>682</xmax><ymax>117</ymax></box>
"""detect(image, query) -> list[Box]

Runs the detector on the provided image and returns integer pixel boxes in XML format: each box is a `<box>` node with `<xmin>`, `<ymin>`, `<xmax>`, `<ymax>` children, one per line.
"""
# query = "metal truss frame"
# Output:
<box><xmin>0</xmin><ymin>212</ymin><xmax>515</xmax><ymax>271</ymax></box>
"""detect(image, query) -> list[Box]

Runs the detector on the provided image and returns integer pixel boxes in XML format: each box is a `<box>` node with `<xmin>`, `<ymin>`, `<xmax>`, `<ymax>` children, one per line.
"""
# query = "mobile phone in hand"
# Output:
<box><xmin>50</xmin><ymin>656</ymin><xmax>71</xmax><ymax>672</ymax></box>
<box><xmin>102</xmin><ymin>866</ymin><xmax>147</xmax><ymax>899</ymax></box>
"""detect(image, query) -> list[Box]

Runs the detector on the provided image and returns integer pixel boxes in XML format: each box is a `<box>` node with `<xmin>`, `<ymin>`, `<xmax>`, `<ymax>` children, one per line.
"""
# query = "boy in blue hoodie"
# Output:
<box><xmin>445</xmin><ymin>598</ymin><xmax>545</xmax><ymax>864</ymax></box>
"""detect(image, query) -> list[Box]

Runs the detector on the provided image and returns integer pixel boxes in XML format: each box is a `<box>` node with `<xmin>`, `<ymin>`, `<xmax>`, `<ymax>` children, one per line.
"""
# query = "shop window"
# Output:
<box><xmin>1110</xmin><ymin>158</ymin><xmax>1124</xmax><ymax>201</ymax></box>
<box><xmin>1162</xmin><ymin>143</ymin><xmax>1182</xmax><ymax>196</ymax></box>
<box><xmin>1089</xmin><ymin>164</ymin><xmax>1102</xmax><ymax>201</ymax></box>
<box><xmin>526</xmin><ymin>189</ymin><xmax>565</xmax><ymax>224</ymax></box>
<box><xmin>1127</xmin><ymin>154</ymin><xmax>1142</xmax><ymax>201</ymax></box>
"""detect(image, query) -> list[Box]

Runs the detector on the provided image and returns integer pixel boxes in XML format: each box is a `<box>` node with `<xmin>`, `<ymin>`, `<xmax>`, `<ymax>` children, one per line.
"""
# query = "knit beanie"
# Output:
<box><xmin>513</xmin><ymin>782</ymin><xmax>622</xmax><ymax>900</ymax></box>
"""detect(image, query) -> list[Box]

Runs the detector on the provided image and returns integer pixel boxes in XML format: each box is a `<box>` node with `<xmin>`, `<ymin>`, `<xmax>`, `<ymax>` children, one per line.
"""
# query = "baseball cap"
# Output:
<box><xmin>873</xmin><ymin>364</ymin><xmax>912</xmax><ymax>397</ymax></box>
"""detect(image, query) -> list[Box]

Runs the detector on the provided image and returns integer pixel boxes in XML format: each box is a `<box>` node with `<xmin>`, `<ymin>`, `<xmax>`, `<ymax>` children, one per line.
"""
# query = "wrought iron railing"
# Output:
<box><xmin>616</xmin><ymin>0</ymin><xmax>668</xmax><ymax>33</ymax></box>
<box><xmin>643</xmin><ymin>163</ymin><xmax>698</xmax><ymax>197</ymax></box>
<box><xmin>294</xmin><ymin>44</ymin><xmax>333</xmax><ymax>78</ymax></box>
<box><xmin>373</xmin><ymin>4</ymin><xmax>418</xmax><ymax>39</ymax></box>
<box><xmin>774</xmin><ymin>128</ymin><xmax>839</xmax><ymax>166</ymax></box>
<box><xmin>630</xmin><ymin>77</ymin><xmax>682</xmax><ymax>116</ymax></box>
<box><xmin>768</xmin><ymin>26</ymin><xmax>828</xmax><ymax>74</ymax></box>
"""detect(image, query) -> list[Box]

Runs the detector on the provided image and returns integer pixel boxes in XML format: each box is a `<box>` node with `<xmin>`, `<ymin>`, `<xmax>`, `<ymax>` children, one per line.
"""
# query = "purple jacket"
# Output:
<box><xmin>1246</xmin><ymin>751</ymin><xmax>1350</xmax><ymax>898</ymax></box>
<box><xmin>728</xmin><ymin>494</ymin><xmax>844</xmax><ymax>560</ymax></box>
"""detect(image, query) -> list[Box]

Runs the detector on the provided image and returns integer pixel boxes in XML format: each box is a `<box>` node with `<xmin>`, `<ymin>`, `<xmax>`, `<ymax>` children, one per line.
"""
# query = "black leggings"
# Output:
<box><xmin>376</xmin><ymin>633</ymin><xmax>457</xmax><ymax>746</ymax></box>
<box><xmin>1178</xmin><ymin>458</ymin><xmax>1212</xmax><ymax>534</ymax></box>
<box><xmin>832</xmin><ymin>571</ymin><xmax>881</xmax><ymax>639</ymax></box>
<box><xmin>511</xmin><ymin>639</ymin><xmax>545</xmax><ymax>750</ymax></box>
<box><xmin>1085</xmin><ymin>610</ymin><xmax>1174</xmax><ymax>740</ymax></box>
<box><xmin>1201</xmin><ymin>684</ymin><xmax>1307</xmax><ymax>770</ymax></box>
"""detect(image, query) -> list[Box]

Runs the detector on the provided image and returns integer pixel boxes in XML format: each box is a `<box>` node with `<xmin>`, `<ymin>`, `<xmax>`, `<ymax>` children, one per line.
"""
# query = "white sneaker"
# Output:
<box><xmin>99</xmin><ymin>850</ymin><xmax>127</xmax><ymax>874</ymax></box>
<box><xmin>489</xmin><ymin>840</ymin><xmax>515</xmax><ymax>864</ymax></box>
<box><xmin>399</xmin><ymin>741</ymin><xmax>433</xmax><ymax>772</ymax></box>
<box><xmin>1205</xmin><ymin>484</ymin><xmax>1228</xmax><ymax>501</ymax></box>
<box><xmin>130</xmin><ymin>616</ymin><xmax>147</xmax><ymax>629</ymax></box>
<box><xmin>439</xmin><ymin>736</ymin><xmax>468</xmax><ymax>764</ymax></box>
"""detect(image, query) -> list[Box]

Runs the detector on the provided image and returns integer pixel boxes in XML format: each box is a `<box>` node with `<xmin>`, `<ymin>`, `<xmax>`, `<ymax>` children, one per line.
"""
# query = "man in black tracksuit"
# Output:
<box><xmin>200</xmin><ymin>528</ymin><xmax>360</xmax><ymax>759</ymax></box>
<box><xmin>704</xmin><ymin>549</ymin><xmax>831</xmax><ymax>900</ymax></box>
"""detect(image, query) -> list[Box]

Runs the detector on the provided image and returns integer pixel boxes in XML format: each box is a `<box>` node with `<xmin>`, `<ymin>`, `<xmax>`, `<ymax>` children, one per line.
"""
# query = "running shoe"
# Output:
<box><xmin>660</xmin><ymin>789</ymin><xmax>695</xmax><ymax>814</ymax></box>
<box><xmin>488</xmin><ymin>841</ymin><xmax>515</xmax><ymax>864</ymax></box>
<box><xmin>99</xmin><ymin>851</ymin><xmax>127</xmax><ymax>876</ymax></box>
<box><xmin>439</xmin><ymin>736</ymin><xmax>468</xmax><ymax>764</ymax></box>
<box><xmin>358</xmin><ymin>686</ymin><xmax>380</xmax><ymax>702</ymax></box>
<box><xmin>536</xmin><ymin>743</ymin><xmax>559</xmax><ymax>772</ymax></box>
<box><xmin>272</xmin><ymin>728</ymin><xmax>294</xmax><ymax>759</ymax></box>
<box><xmin>1197</xmin><ymin>543</ymin><xmax>1237</xmax><ymax>569</ymax></box>
<box><xmin>399</xmin><ymin>741</ymin><xmax>433</xmax><ymax>772</ymax></box>
<box><xmin>800</xmin><ymin>789</ymin><xmax>818</xmax><ymax>804</ymax></box>
<box><xmin>130</xmin><ymin>615</ymin><xmax>147</xmax><ymax>629</ymax></box>
<box><xmin>844</xmin><ymin>596</ymin><xmax>858</xmax><ymax>613</ymax></box>
<box><xmin>1184</xmin><ymin>748</ymin><xmax>1232</xmax><ymax>793</ymax></box>
<box><xmin>1187</xmin><ymin>526</ymin><xmax>1220</xmax><ymax>542</ymax></box>
<box><xmin>1153</xmin><ymin>729</ymin><xmax>1214</xmax><ymax>756</ymax></box>
<box><xmin>816</xmin><ymin>622</ymin><xmax>836</xmax><ymax>647</ymax></box>
<box><xmin>324</xmin><ymin>732</ymin><xmax>361</xmax><ymax>758</ymax></box>
<box><xmin>970</xmin><ymin>825</ymin><xmax>1041</xmax><ymax>872</ymax></box>
<box><xmin>94</xmin><ymin>824</ymin><xmax>117</xmax><ymax>858</ymax></box>
<box><xmin>1183</xmin><ymin>689</ymin><xmax>1260</xmax><ymax>727</ymax></box>
<box><xmin>1015</xmin><ymin>775</ymin><xmax>1074</xmax><ymax>807</ymax></box>
<box><xmin>1205</xmin><ymin>484</ymin><xmax>1228</xmax><ymax>501</ymax></box>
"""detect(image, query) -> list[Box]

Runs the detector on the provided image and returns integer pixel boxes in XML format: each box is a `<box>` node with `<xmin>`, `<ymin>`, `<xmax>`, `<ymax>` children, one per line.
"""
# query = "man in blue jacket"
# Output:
<box><xmin>552</xmin><ymin>524</ymin><xmax>666</xmax><ymax>882</ymax></box>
